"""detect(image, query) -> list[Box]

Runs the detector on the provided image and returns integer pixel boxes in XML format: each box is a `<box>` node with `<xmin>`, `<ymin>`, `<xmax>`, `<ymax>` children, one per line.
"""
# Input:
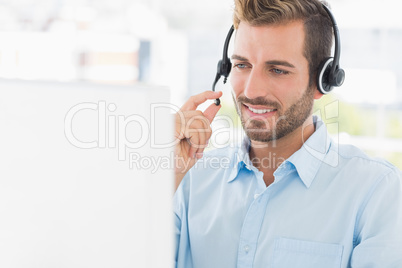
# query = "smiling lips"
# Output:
<box><xmin>243</xmin><ymin>104</ymin><xmax>277</xmax><ymax>116</ymax></box>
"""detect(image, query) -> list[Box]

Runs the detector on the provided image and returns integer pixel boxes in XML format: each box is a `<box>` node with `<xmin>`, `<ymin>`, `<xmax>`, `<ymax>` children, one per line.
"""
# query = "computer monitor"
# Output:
<box><xmin>0</xmin><ymin>79</ymin><xmax>174</xmax><ymax>267</ymax></box>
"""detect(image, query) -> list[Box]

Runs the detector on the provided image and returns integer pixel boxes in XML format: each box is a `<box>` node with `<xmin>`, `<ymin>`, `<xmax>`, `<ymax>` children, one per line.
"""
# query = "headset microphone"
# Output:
<box><xmin>211</xmin><ymin>3</ymin><xmax>344</xmax><ymax>102</ymax></box>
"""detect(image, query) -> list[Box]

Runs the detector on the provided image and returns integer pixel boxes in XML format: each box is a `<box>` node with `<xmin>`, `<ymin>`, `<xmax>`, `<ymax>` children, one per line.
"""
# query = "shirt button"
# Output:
<box><xmin>244</xmin><ymin>245</ymin><xmax>250</xmax><ymax>253</ymax></box>
<box><xmin>254</xmin><ymin>194</ymin><xmax>260</xmax><ymax>199</ymax></box>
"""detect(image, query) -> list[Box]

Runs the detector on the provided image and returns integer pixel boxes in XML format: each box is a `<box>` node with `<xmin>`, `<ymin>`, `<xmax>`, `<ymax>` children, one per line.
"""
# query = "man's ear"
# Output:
<box><xmin>314</xmin><ymin>87</ymin><xmax>324</xmax><ymax>100</ymax></box>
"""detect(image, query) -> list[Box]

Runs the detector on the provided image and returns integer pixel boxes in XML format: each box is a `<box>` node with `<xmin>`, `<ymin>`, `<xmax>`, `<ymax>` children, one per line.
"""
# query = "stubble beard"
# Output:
<box><xmin>233</xmin><ymin>86</ymin><xmax>315</xmax><ymax>143</ymax></box>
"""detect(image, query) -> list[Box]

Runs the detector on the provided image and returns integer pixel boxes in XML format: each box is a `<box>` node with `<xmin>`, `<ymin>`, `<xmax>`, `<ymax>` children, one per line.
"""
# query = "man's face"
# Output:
<box><xmin>230</xmin><ymin>20</ymin><xmax>321</xmax><ymax>143</ymax></box>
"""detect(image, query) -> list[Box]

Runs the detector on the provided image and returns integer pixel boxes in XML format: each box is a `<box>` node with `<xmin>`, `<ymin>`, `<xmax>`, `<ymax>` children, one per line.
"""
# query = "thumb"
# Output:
<box><xmin>203</xmin><ymin>102</ymin><xmax>221</xmax><ymax>123</ymax></box>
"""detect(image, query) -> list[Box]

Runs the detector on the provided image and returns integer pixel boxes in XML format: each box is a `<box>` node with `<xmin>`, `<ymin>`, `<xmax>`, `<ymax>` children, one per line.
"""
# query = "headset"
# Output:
<box><xmin>212</xmin><ymin>3</ymin><xmax>345</xmax><ymax>105</ymax></box>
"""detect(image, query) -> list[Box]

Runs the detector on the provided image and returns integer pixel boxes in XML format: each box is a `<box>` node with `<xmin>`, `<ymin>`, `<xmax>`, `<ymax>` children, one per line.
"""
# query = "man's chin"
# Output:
<box><xmin>244</xmin><ymin>129</ymin><xmax>277</xmax><ymax>143</ymax></box>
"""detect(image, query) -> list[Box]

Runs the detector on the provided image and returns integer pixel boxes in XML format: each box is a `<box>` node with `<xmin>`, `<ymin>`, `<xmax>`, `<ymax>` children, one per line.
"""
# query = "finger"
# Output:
<box><xmin>181</xmin><ymin>90</ymin><xmax>223</xmax><ymax>111</ymax></box>
<box><xmin>184</xmin><ymin>105</ymin><xmax>216</xmax><ymax>158</ymax></box>
<box><xmin>186</xmin><ymin>121</ymin><xmax>208</xmax><ymax>159</ymax></box>
<box><xmin>195</xmin><ymin>125</ymin><xmax>207</xmax><ymax>155</ymax></box>
<box><xmin>203</xmin><ymin>102</ymin><xmax>221</xmax><ymax>123</ymax></box>
<box><xmin>184</xmin><ymin>111</ymin><xmax>210</xmax><ymax>138</ymax></box>
<box><xmin>187</xmin><ymin>136</ymin><xmax>199</xmax><ymax>159</ymax></box>
<box><xmin>175</xmin><ymin>110</ymin><xmax>202</xmax><ymax>140</ymax></box>
<box><xmin>195</xmin><ymin>125</ymin><xmax>211</xmax><ymax>159</ymax></box>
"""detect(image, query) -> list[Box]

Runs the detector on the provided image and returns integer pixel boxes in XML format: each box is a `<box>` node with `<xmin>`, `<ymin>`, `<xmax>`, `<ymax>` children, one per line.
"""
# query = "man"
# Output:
<box><xmin>173</xmin><ymin>0</ymin><xmax>402</xmax><ymax>267</ymax></box>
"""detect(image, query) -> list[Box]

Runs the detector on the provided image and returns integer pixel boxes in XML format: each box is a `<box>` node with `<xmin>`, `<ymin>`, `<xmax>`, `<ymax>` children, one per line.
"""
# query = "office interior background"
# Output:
<box><xmin>0</xmin><ymin>0</ymin><xmax>401</xmax><ymax>168</ymax></box>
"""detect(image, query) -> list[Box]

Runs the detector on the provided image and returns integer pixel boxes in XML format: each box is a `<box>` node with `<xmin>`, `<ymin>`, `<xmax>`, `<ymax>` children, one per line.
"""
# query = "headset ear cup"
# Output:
<box><xmin>217</xmin><ymin>60</ymin><xmax>223</xmax><ymax>75</ymax></box>
<box><xmin>333</xmin><ymin>68</ymin><xmax>345</xmax><ymax>87</ymax></box>
<box><xmin>222</xmin><ymin>58</ymin><xmax>232</xmax><ymax>78</ymax></box>
<box><xmin>225</xmin><ymin>58</ymin><xmax>232</xmax><ymax>77</ymax></box>
<box><xmin>317</xmin><ymin>57</ymin><xmax>334</xmax><ymax>94</ymax></box>
<box><xmin>217</xmin><ymin>58</ymin><xmax>232</xmax><ymax>77</ymax></box>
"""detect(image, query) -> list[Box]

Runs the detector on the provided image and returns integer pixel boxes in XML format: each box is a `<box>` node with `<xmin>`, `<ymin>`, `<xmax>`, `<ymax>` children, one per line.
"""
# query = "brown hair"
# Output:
<box><xmin>233</xmin><ymin>0</ymin><xmax>333</xmax><ymax>88</ymax></box>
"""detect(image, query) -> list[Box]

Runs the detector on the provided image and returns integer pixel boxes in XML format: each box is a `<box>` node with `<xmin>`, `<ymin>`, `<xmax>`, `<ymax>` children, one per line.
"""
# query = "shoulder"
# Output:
<box><xmin>326</xmin><ymin>142</ymin><xmax>401</xmax><ymax>184</ymax></box>
<box><xmin>338</xmin><ymin>143</ymin><xmax>398</xmax><ymax>171</ymax></box>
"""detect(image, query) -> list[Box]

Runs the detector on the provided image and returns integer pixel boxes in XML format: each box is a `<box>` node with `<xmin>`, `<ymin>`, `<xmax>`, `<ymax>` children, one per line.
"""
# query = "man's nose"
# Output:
<box><xmin>243</xmin><ymin>68</ymin><xmax>269</xmax><ymax>100</ymax></box>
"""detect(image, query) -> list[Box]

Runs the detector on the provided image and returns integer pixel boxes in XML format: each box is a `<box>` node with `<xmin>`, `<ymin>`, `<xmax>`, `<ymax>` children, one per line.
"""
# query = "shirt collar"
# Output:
<box><xmin>227</xmin><ymin>116</ymin><xmax>332</xmax><ymax>187</ymax></box>
<box><xmin>286</xmin><ymin>116</ymin><xmax>332</xmax><ymax>188</ymax></box>
<box><xmin>226</xmin><ymin>132</ymin><xmax>253</xmax><ymax>183</ymax></box>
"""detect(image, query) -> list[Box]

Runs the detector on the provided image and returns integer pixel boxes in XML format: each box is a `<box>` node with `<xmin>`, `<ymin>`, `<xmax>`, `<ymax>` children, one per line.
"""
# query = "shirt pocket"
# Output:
<box><xmin>272</xmin><ymin>237</ymin><xmax>343</xmax><ymax>268</ymax></box>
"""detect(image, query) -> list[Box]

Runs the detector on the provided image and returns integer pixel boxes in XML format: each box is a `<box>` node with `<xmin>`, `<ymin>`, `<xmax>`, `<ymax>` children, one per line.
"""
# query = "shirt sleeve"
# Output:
<box><xmin>173</xmin><ymin>174</ymin><xmax>193</xmax><ymax>268</ymax></box>
<box><xmin>351</xmin><ymin>167</ymin><xmax>402</xmax><ymax>267</ymax></box>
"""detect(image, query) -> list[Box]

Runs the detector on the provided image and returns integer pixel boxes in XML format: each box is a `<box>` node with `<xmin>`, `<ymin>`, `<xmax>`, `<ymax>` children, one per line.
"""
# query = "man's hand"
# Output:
<box><xmin>174</xmin><ymin>91</ymin><xmax>222</xmax><ymax>190</ymax></box>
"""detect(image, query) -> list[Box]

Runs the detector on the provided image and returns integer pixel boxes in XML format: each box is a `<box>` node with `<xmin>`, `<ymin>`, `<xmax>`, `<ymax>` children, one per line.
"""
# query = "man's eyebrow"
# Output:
<box><xmin>266</xmin><ymin>60</ymin><xmax>295</xmax><ymax>68</ymax></box>
<box><xmin>231</xmin><ymin>54</ymin><xmax>248</xmax><ymax>62</ymax></box>
<box><xmin>231</xmin><ymin>54</ymin><xmax>295</xmax><ymax>68</ymax></box>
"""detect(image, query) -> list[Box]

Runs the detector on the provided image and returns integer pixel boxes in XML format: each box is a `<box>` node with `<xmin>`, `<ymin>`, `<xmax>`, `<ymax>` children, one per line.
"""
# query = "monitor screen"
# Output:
<box><xmin>0</xmin><ymin>79</ymin><xmax>174</xmax><ymax>268</ymax></box>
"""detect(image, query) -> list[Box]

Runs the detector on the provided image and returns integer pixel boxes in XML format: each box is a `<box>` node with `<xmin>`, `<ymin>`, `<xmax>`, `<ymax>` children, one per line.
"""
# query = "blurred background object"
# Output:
<box><xmin>0</xmin><ymin>0</ymin><xmax>401</xmax><ymax>168</ymax></box>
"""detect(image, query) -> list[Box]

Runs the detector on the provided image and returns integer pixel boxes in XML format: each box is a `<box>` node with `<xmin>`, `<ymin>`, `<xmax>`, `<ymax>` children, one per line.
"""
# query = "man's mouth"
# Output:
<box><xmin>244</xmin><ymin>104</ymin><xmax>277</xmax><ymax>115</ymax></box>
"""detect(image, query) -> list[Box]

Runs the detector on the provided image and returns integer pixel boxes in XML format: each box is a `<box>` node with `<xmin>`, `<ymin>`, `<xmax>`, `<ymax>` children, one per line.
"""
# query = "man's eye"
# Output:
<box><xmin>234</xmin><ymin>63</ymin><xmax>247</xmax><ymax>69</ymax></box>
<box><xmin>271</xmin><ymin>68</ymin><xmax>289</xmax><ymax>75</ymax></box>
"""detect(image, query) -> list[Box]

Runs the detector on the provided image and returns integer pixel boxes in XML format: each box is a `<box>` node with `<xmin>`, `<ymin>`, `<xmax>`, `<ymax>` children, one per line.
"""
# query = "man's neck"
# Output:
<box><xmin>249</xmin><ymin>117</ymin><xmax>316</xmax><ymax>186</ymax></box>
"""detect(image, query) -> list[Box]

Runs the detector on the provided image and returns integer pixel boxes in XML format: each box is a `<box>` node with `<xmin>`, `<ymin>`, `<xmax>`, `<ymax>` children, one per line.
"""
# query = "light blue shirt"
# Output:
<box><xmin>174</xmin><ymin>118</ymin><xmax>402</xmax><ymax>268</ymax></box>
